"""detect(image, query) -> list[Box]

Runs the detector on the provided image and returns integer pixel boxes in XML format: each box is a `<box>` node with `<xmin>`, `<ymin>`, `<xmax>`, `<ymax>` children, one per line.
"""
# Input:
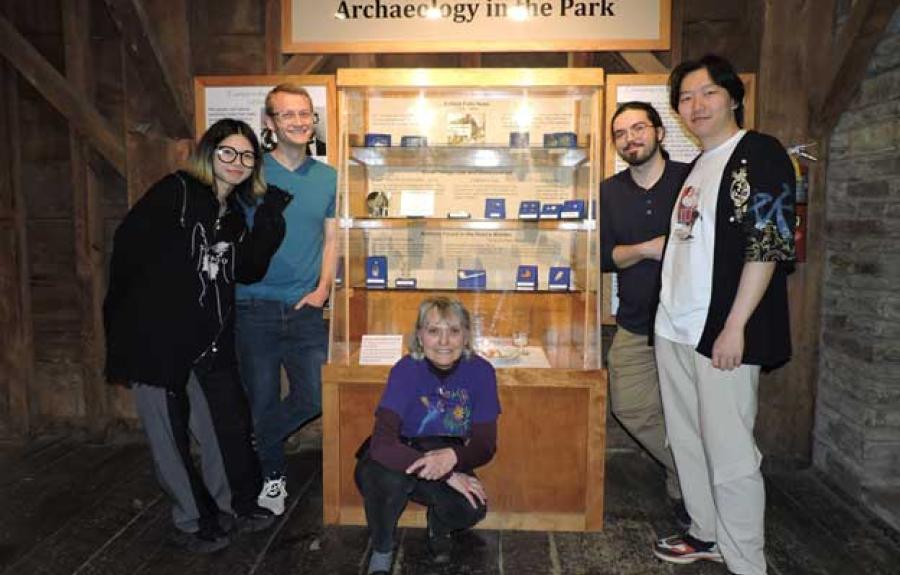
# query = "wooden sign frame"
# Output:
<box><xmin>600</xmin><ymin>73</ymin><xmax>757</xmax><ymax>325</ymax></box>
<box><xmin>193</xmin><ymin>75</ymin><xmax>337</xmax><ymax>168</ymax></box>
<box><xmin>281</xmin><ymin>0</ymin><xmax>671</xmax><ymax>54</ymax></box>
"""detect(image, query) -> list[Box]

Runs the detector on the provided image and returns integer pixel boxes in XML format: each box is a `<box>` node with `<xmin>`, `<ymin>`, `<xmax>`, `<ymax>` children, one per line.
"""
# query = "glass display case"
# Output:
<box><xmin>323</xmin><ymin>68</ymin><xmax>608</xmax><ymax>532</ymax></box>
<box><xmin>330</xmin><ymin>68</ymin><xmax>604</xmax><ymax>369</ymax></box>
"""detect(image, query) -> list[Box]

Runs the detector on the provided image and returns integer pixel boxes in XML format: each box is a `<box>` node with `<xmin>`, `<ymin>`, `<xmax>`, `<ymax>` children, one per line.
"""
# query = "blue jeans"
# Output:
<box><xmin>235</xmin><ymin>299</ymin><xmax>328</xmax><ymax>478</ymax></box>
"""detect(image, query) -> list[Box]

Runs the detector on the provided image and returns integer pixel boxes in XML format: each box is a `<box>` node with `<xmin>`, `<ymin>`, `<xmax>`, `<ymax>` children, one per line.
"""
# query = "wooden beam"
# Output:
<box><xmin>282</xmin><ymin>55</ymin><xmax>327</xmax><ymax>75</ymax></box>
<box><xmin>567</xmin><ymin>53</ymin><xmax>593</xmax><ymax>68</ymax></box>
<box><xmin>349</xmin><ymin>54</ymin><xmax>378</xmax><ymax>68</ymax></box>
<box><xmin>63</xmin><ymin>0</ymin><xmax>109</xmax><ymax>437</ymax></box>
<box><xmin>102</xmin><ymin>0</ymin><xmax>193</xmax><ymax>139</ymax></box>
<box><xmin>813</xmin><ymin>0</ymin><xmax>897</xmax><ymax>136</ymax></box>
<box><xmin>620</xmin><ymin>51</ymin><xmax>669</xmax><ymax>73</ymax></box>
<box><xmin>0</xmin><ymin>13</ymin><xmax>126</xmax><ymax>176</ymax></box>
<box><xmin>459</xmin><ymin>53</ymin><xmax>482</xmax><ymax>68</ymax></box>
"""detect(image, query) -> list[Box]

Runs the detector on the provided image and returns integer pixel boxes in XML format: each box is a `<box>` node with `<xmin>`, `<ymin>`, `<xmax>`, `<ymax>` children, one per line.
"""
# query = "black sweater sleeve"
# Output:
<box><xmin>369</xmin><ymin>407</ymin><xmax>424</xmax><ymax>472</ymax></box>
<box><xmin>452</xmin><ymin>420</ymin><xmax>497</xmax><ymax>472</ymax></box>
<box><xmin>232</xmin><ymin>186</ymin><xmax>289</xmax><ymax>283</ymax></box>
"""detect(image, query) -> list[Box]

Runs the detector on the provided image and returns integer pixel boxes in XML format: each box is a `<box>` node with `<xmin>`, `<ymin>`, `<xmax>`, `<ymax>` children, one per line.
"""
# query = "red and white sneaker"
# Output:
<box><xmin>653</xmin><ymin>534</ymin><xmax>724</xmax><ymax>564</ymax></box>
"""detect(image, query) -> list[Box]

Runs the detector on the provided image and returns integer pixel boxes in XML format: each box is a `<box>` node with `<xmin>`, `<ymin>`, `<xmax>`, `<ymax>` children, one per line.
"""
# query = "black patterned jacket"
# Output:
<box><xmin>693</xmin><ymin>130</ymin><xmax>796</xmax><ymax>369</ymax></box>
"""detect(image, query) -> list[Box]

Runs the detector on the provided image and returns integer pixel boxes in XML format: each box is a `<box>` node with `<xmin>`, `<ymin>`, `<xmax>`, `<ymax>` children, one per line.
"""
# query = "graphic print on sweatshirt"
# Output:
<box><xmin>191</xmin><ymin>222</ymin><xmax>235</xmax><ymax>324</ymax></box>
<box><xmin>416</xmin><ymin>385</ymin><xmax>472</xmax><ymax>437</ymax></box>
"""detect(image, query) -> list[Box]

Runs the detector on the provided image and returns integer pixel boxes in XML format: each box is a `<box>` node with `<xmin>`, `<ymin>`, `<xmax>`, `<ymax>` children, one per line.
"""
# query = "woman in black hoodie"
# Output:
<box><xmin>104</xmin><ymin>118</ymin><xmax>290</xmax><ymax>553</ymax></box>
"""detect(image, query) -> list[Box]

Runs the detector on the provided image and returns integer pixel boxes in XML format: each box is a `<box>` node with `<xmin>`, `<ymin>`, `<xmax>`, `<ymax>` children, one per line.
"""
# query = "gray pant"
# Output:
<box><xmin>133</xmin><ymin>370</ymin><xmax>259</xmax><ymax>533</ymax></box>
<box><xmin>608</xmin><ymin>326</ymin><xmax>682</xmax><ymax>500</ymax></box>
<box><xmin>655</xmin><ymin>336</ymin><xmax>765</xmax><ymax>575</ymax></box>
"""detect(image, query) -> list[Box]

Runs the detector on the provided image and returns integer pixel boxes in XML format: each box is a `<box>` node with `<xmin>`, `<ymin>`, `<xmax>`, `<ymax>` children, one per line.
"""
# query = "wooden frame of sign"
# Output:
<box><xmin>193</xmin><ymin>75</ymin><xmax>337</xmax><ymax>168</ymax></box>
<box><xmin>600</xmin><ymin>73</ymin><xmax>757</xmax><ymax>325</ymax></box>
<box><xmin>281</xmin><ymin>0</ymin><xmax>671</xmax><ymax>54</ymax></box>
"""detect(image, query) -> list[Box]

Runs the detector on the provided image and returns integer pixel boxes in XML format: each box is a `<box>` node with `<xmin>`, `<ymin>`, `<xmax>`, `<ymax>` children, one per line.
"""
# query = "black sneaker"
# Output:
<box><xmin>427</xmin><ymin>531</ymin><xmax>452</xmax><ymax>564</ymax></box>
<box><xmin>170</xmin><ymin>527</ymin><xmax>230</xmax><ymax>554</ymax></box>
<box><xmin>235</xmin><ymin>506</ymin><xmax>276</xmax><ymax>533</ymax></box>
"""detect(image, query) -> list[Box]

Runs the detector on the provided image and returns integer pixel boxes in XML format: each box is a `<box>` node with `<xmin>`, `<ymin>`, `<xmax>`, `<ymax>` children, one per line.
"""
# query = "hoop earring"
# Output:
<box><xmin>261</xmin><ymin>127</ymin><xmax>278</xmax><ymax>151</ymax></box>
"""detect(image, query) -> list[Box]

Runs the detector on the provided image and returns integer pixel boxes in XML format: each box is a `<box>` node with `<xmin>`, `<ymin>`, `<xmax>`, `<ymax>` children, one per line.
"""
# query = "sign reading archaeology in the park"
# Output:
<box><xmin>282</xmin><ymin>0</ymin><xmax>670</xmax><ymax>53</ymax></box>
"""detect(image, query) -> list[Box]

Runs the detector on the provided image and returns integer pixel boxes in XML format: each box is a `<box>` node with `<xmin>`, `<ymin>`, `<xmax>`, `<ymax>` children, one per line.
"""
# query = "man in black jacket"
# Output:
<box><xmin>651</xmin><ymin>55</ymin><xmax>795</xmax><ymax>575</ymax></box>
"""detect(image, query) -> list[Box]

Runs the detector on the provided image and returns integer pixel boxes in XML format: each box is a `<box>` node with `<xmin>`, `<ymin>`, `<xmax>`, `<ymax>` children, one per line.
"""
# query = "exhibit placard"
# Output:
<box><xmin>282</xmin><ymin>0</ymin><xmax>670</xmax><ymax>53</ymax></box>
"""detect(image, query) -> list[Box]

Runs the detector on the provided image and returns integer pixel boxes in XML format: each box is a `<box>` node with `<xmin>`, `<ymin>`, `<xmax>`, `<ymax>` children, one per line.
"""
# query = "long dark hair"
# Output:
<box><xmin>668</xmin><ymin>54</ymin><xmax>745</xmax><ymax>128</ymax></box>
<box><xmin>185</xmin><ymin>118</ymin><xmax>266</xmax><ymax>198</ymax></box>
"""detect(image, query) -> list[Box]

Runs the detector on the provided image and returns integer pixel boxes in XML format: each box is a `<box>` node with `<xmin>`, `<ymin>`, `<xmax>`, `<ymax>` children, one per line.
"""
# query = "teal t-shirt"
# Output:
<box><xmin>237</xmin><ymin>154</ymin><xmax>336</xmax><ymax>303</ymax></box>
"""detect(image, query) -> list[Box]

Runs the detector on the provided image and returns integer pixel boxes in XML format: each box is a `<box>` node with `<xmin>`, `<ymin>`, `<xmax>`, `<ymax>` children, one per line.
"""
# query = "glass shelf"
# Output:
<box><xmin>339</xmin><ymin>217</ymin><xmax>596</xmax><ymax>231</ymax></box>
<box><xmin>350</xmin><ymin>146</ymin><xmax>589</xmax><ymax>169</ymax></box>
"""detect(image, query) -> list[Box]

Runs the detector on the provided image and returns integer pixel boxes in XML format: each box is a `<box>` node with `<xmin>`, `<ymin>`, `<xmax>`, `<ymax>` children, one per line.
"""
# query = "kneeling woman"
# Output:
<box><xmin>355</xmin><ymin>297</ymin><xmax>501</xmax><ymax>574</ymax></box>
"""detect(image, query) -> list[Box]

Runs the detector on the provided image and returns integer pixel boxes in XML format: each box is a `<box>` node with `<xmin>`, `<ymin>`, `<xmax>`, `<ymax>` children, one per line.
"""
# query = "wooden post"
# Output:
<box><xmin>265</xmin><ymin>0</ymin><xmax>282</xmax><ymax>73</ymax></box>
<box><xmin>755</xmin><ymin>0</ymin><xmax>835</xmax><ymax>465</ymax></box>
<box><xmin>0</xmin><ymin>2</ymin><xmax>33</xmax><ymax>436</ymax></box>
<box><xmin>64</xmin><ymin>0</ymin><xmax>109</xmax><ymax>437</ymax></box>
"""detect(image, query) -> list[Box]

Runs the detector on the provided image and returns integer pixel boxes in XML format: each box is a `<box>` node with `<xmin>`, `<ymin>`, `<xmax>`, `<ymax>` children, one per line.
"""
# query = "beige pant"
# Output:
<box><xmin>607</xmin><ymin>326</ymin><xmax>682</xmax><ymax>500</ymax></box>
<box><xmin>655</xmin><ymin>336</ymin><xmax>766</xmax><ymax>575</ymax></box>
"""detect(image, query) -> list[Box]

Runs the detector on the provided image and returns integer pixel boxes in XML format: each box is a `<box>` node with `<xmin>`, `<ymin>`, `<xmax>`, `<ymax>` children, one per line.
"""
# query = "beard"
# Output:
<box><xmin>620</xmin><ymin>137</ymin><xmax>660</xmax><ymax>167</ymax></box>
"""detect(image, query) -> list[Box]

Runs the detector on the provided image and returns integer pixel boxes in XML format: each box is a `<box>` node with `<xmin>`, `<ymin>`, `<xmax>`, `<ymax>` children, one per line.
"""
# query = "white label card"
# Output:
<box><xmin>399</xmin><ymin>190</ymin><xmax>436</xmax><ymax>217</ymax></box>
<box><xmin>359</xmin><ymin>335</ymin><xmax>405</xmax><ymax>366</ymax></box>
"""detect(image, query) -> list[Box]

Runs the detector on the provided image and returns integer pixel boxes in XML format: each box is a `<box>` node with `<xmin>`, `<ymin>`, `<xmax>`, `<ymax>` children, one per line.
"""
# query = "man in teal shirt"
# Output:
<box><xmin>236</xmin><ymin>83</ymin><xmax>337</xmax><ymax>516</ymax></box>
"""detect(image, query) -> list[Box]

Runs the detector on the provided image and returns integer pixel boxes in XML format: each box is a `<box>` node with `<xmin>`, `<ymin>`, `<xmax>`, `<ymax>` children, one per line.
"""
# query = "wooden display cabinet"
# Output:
<box><xmin>323</xmin><ymin>68</ymin><xmax>608</xmax><ymax>531</ymax></box>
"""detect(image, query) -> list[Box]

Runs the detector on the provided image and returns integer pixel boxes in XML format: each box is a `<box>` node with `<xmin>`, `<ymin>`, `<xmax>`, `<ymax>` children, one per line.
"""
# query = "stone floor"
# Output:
<box><xmin>0</xmin><ymin>425</ymin><xmax>898</xmax><ymax>575</ymax></box>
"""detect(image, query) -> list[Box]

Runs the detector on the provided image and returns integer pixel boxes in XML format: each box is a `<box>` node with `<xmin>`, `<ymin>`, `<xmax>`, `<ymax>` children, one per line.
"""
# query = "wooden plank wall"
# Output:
<box><xmin>0</xmin><ymin>0</ymin><xmax>857</xmax><ymax>471</ymax></box>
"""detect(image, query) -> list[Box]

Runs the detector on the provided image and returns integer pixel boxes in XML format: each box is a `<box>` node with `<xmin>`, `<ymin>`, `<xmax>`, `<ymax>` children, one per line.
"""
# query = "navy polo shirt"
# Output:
<box><xmin>600</xmin><ymin>160</ymin><xmax>690</xmax><ymax>335</ymax></box>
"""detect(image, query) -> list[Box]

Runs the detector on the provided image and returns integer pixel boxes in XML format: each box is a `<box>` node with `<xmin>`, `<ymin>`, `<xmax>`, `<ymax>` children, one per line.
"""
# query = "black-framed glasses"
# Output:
<box><xmin>215</xmin><ymin>145</ymin><xmax>256</xmax><ymax>168</ymax></box>
<box><xmin>270</xmin><ymin>109</ymin><xmax>319</xmax><ymax>124</ymax></box>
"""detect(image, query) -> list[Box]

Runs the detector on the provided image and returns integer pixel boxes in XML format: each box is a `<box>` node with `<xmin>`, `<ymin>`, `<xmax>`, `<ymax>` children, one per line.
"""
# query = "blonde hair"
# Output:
<box><xmin>409</xmin><ymin>297</ymin><xmax>474</xmax><ymax>360</ymax></box>
<box><xmin>265</xmin><ymin>83</ymin><xmax>314</xmax><ymax>116</ymax></box>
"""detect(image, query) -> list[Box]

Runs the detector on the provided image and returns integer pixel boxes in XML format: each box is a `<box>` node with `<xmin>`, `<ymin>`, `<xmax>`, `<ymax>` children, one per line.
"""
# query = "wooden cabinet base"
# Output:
<box><xmin>322</xmin><ymin>365</ymin><xmax>607</xmax><ymax>532</ymax></box>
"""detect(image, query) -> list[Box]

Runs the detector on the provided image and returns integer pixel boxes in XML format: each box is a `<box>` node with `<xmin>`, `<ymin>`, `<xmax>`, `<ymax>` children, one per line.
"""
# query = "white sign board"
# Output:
<box><xmin>283</xmin><ymin>0</ymin><xmax>670</xmax><ymax>53</ymax></box>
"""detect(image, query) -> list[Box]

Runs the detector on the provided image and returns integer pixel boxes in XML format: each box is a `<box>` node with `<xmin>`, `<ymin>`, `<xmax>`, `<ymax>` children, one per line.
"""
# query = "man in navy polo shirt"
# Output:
<box><xmin>601</xmin><ymin>101</ymin><xmax>691</xmax><ymax>530</ymax></box>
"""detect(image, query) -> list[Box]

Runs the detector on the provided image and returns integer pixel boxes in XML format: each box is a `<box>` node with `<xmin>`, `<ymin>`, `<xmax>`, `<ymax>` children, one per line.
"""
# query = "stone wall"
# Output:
<box><xmin>814</xmin><ymin>8</ymin><xmax>900</xmax><ymax>531</ymax></box>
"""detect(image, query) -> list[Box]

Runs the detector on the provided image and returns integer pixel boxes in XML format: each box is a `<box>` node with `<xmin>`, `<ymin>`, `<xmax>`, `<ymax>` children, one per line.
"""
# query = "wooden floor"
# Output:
<box><xmin>0</xmin><ymin>427</ymin><xmax>898</xmax><ymax>575</ymax></box>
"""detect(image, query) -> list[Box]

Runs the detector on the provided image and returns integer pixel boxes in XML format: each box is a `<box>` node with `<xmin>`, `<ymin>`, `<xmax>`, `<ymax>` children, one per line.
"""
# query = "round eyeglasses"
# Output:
<box><xmin>270</xmin><ymin>109</ymin><xmax>319</xmax><ymax>124</ymax></box>
<box><xmin>215</xmin><ymin>145</ymin><xmax>256</xmax><ymax>168</ymax></box>
<box><xmin>613</xmin><ymin>122</ymin><xmax>652</xmax><ymax>142</ymax></box>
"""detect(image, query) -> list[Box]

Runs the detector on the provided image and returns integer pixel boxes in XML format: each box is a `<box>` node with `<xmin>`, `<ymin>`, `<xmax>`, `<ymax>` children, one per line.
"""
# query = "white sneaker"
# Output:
<box><xmin>258</xmin><ymin>476</ymin><xmax>287</xmax><ymax>516</ymax></box>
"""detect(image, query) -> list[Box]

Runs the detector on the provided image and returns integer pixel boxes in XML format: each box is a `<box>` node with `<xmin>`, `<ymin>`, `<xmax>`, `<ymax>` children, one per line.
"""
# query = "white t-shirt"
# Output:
<box><xmin>655</xmin><ymin>130</ymin><xmax>746</xmax><ymax>345</ymax></box>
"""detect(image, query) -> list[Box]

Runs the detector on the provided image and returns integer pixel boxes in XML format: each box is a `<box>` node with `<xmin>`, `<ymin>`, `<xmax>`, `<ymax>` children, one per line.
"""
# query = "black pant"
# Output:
<box><xmin>354</xmin><ymin>455</ymin><xmax>487</xmax><ymax>553</ymax></box>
